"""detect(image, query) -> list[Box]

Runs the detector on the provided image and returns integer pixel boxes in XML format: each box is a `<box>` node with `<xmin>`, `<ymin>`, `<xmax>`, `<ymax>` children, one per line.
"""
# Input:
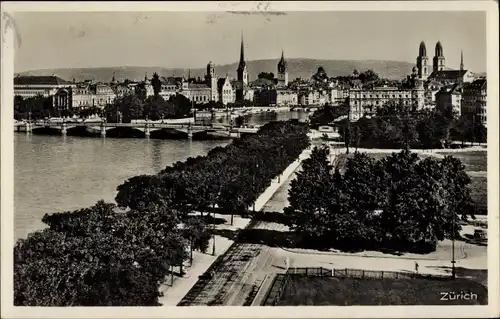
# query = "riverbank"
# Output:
<box><xmin>14</xmin><ymin>134</ymin><xmax>230</xmax><ymax>240</ymax></box>
<box><xmin>159</xmin><ymin>147</ymin><xmax>312</xmax><ymax>306</ymax></box>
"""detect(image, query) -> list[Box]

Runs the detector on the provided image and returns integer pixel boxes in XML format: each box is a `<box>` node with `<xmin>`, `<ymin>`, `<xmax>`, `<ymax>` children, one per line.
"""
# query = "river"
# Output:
<box><xmin>14</xmin><ymin>111</ymin><xmax>308</xmax><ymax>240</ymax></box>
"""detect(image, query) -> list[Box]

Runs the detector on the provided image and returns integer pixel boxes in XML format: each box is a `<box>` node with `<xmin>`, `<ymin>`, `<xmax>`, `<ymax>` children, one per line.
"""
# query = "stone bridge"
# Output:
<box><xmin>14</xmin><ymin>121</ymin><xmax>258</xmax><ymax>138</ymax></box>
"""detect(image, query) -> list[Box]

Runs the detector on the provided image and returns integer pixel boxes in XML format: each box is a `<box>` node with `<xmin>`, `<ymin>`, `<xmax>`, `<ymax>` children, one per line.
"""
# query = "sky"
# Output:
<box><xmin>12</xmin><ymin>11</ymin><xmax>486</xmax><ymax>73</ymax></box>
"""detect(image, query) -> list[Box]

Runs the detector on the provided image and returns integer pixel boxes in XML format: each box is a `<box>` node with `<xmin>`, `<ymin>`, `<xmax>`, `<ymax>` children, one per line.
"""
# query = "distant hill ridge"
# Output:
<box><xmin>18</xmin><ymin>59</ymin><xmax>420</xmax><ymax>83</ymax></box>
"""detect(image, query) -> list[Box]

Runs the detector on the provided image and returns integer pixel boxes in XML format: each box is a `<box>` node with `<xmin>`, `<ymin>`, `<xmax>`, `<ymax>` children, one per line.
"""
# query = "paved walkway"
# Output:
<box><xmin>158</xmin><ymin>148</ymin><xmax>312</xmax><ymax>306</ymax></box>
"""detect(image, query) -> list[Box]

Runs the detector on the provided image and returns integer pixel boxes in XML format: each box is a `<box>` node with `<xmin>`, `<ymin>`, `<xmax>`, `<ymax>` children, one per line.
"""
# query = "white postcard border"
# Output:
<box><xmin>1</xmin><ymin>1</ymin><xmax>498</xmax><ymax>318</ymax></box>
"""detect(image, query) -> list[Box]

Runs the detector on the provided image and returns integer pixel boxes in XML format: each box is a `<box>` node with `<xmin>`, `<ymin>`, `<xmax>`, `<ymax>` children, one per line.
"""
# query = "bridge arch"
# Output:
<box><xmin>66</xmin><ymin>126</ymin><xmax>96</xmax><ymax>137</ymax></box>
<box><xmin>31</xmin><ymin>126</ymin><xmax>62</xmax><ymax>135</ymax></box>
<box><xmin>105</xmin><ymin>126</ymin><xmax>146</xmax><ymax>138</ymax></box>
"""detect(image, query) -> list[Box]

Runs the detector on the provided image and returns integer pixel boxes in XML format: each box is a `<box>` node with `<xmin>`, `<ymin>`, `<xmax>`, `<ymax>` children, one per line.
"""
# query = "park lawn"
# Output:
<box><xmin>277</xmin><ymin>276</ymin><xmax>488</xmax><ymax>306</ymax></box>
<box><xmin>469</xmin><ymin>175</ymin><xmax>487</xmax><ymax>214</ymax></box>
<box><xmin>437</xmin><ymin>151</ymin><xmax>487</xmax><ymax>172</ymax></box>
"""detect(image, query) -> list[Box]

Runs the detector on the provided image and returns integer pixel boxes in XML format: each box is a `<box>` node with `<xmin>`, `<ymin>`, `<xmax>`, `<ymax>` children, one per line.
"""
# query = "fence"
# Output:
<box><xmin>260</xmin><ymin>267</ymin><xmax>451</xmax><ymax>306</ymax></box>
<box><xmin>328</xmin><ymin>267</ymin><xmax>451</xmax><ymax>281</ymax></box>
<box><xmin>261</xmin><ymin>274</ymin><xmax>289</xmax><ymax>306</ymax></box>
<box><xmin>286</xmin><ymin>267</ymin><xmax>332</xmax><ymax>277</ymax></box>
<box><xmin>261</xmin><ymin>267</ymin><xmax>332</xmax><ymax>306</ymax></box>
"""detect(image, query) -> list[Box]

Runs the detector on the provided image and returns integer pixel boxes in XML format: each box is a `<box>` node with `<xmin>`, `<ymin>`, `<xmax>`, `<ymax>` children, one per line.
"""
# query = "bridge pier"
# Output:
<box><xmin>145</xmin><ymin>122</ymin><xmax>150</xmax><ymax>138</ymax></box>
<box><xmin>187</xmin><ymin>126</ymin><xmax>193</xmax><ymax>139</ymax></box>
<box><xmin>25</xmin><ymin>122</ymin><xmax>32</xmax><ymax>133</ymax></box>
<box><xmin>100</xmin><ymin>123</ymin><xmax>106</xmax><ymax>137</ymax></box>
<box><xmin>61</xmin><ymin>122</ymin><xmax>67</xmax><ymax>135</ymax></box>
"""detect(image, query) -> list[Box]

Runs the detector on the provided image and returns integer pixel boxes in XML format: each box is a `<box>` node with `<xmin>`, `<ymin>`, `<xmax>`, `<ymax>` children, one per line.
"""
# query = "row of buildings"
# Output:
<box><xmin>14</xmin><ymin>38</ymin><xmax>487</xmax><ymax>126</ymax></box>
<box><xmin>347</xmin><ymin>41</ymin><xmax>486</xmax><ymax>126</ymax></box>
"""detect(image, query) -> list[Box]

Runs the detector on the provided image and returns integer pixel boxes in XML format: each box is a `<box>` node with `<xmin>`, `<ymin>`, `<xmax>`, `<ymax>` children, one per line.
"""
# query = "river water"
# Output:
<box><xmin>14</xmin><ymin>111</ymin><xmax>307</xmax><ymax>240</ymax></box>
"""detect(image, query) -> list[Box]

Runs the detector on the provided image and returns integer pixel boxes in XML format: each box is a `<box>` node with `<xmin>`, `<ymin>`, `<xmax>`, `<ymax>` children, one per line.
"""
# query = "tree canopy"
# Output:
<box><xmin>258</xmin><ymin>72</ymin><xmax>275</xmax><ymax>81</ymax></box>
<box><xmin>335</xmin><ymin>102</ymin><xmax>487</xmax><ymax>149</ymax></box>
<box><xmin>116</xmin><ymin>121</ymin><xmax>310</xmax><ymax>215</ymax></box>
<box><xmin>285</xmin><ymin>147</ymin><xmax>477</xmax><ymax>253</ymax></box>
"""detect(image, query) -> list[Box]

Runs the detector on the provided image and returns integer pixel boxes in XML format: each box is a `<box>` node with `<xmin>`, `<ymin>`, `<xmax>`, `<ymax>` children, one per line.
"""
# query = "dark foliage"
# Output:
<box><xmin>285</xmin><ymin>147</ymin><xmax>476</xmax><ymax>253</ymax></box>
<box><xmin>15</xmin><ymin>201</ymin><xmax>187</xmax><ymax>306</ymax></box>
<box><xmin>116</xmin><ymin>121</ymin><xmax>311</xmax><ymax>218</ymax></box>
<box><xmin>334</xmin><ymin>103</ymin><xmax>487</xmax><ymax>149</ymax></box>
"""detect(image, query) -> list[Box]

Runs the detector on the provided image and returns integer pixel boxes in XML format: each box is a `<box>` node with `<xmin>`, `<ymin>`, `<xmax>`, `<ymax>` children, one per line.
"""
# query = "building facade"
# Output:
<box><xmin>255</xmin><ymin>87</ymin><xmax>298</xmax><ymax>106</ymax></box>
<box><xmin>435</xmin><ymin>83</ymin><xmax>462</xmax><ymax>116</ymax></box>
<box><xmin>14</xmin><ymin>75</ymin><xmax>76</xmax><ymax>99</ymax></box>
<box><xmin>54</xmin><ymin>82</ymin><xmax>117</xmax><ymax>110</ymax></box>
<box><xmin>217</xmin><ymin>76</ymin><xmax>235</xmax><ymax>105</ymax></box>
<box><xmin>349</xmin><ymin>84</ymin><xmax>424</xmax><ymax>120</ymax></box>
<box><xmin>180</xmin><ymin>83</ymin><xmax>212</xmax><ymax>103</ymax></box>
<box><xmin>461</xmin><ymin>78</ymin><xmax>487</xmax><ymax>127</ymax></box>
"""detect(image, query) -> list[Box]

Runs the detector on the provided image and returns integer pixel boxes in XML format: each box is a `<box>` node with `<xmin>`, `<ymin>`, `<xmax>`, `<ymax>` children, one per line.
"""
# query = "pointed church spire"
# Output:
<box><xmin>460</xmin><ymin>50</ymin><xmax>464</xmax><ymax>72</ymax></box>
<box><xmin>240</xmin><ymin>31</ymin><xmax>245</xmax><ymax>63</ymax></box>
<box><xmin>238</xmin><ymin>31</ymin><xmax>246</xmax><ymax>71</ymax></box>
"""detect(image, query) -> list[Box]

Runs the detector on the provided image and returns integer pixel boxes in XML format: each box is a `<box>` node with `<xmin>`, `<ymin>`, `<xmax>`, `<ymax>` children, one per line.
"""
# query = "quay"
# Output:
<box><xmin>13</xmin><ymin>120</ymin><xmax>259</xmax><ymax>139</ymax></box>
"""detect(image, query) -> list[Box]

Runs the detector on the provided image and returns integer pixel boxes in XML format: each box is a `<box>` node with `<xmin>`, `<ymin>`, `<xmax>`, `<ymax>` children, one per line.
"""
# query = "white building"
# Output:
<box><xmin>349</xmin><ymin>84</ymin><xmax>424</xmax><ymax>120</ymax></box>
<box><xmin>217</xmin><ymin>76</ymin><xmax>236</xmax><ymax>105</ymax></box>
<box><xmin>14</xmin><ymin>75</ymin><xmax>76</xmax><ymax>99</ymax></box>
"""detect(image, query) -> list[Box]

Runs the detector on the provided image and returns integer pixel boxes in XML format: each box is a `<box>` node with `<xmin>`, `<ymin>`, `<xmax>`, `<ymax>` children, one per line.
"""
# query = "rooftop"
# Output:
<box><xmin>186</xmin><ymin>83</ymin><xmax>210</xmax><ymax>90</ymax></box>
<box><xmin>464</xmin><ymin>78</ymin><xmax>487</xmax><ymax>90</ymax></box>
<box><xmin>428</xmin><ymin>70</ymin><xmax>468</xmax><ymax>81</ymax></box>
<box><xmin>14</xmin><ymin>75</ymin><xmax>72</xmax><ymax>86</ymax></box>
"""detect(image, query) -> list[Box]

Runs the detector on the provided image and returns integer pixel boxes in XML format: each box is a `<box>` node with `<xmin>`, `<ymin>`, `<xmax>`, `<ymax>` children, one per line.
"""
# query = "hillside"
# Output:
<box><xmin>17</xmin><ymin>59</ymin><xmax>416</xmax><ymax>83</ymax></box>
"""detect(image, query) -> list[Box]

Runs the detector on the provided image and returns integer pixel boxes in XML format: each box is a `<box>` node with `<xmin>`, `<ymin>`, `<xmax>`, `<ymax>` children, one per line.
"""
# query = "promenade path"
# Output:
<box><xmin>158</xmin><ymin>148</ymin><xmax>313</xmax><ymax>306</ymax></box>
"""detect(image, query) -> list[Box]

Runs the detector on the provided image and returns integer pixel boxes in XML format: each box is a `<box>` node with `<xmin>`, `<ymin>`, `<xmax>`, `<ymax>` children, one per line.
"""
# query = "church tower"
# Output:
<box><xmin>433</xmin><ymin>41</ymin><xmax>446</xmax><ymax>73</ymax></box>
<box><xmin>206</xmin><ymin>61</ymin><xmax>218</xmax><ymax>102</ymax></box>
<box><xmin>237</xmin><ymin>33</ymin><xmax>249</xmax><ymax>87</ymax></box>
<box><xmin>277</xmin><ymin>50</ymin><xmax>288</xmax><ymax>87</ymax></box>
<box><xmin>416</xmin><ymin>41</ymin><xmax>429</xmax><ymax>80</ymax></box>
<box><xmin>460</xmin><ymin>50</ymin><xmax>464</xmax><ymax>72</ymax></box>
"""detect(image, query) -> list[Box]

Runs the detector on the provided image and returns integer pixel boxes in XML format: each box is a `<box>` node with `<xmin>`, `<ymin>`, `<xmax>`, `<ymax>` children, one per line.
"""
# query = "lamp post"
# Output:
<box><xmin>451</xmin><ymin>211</ymin><xmax>456</xmax><ymax>279</ymax></box>
<box><xmin>253</xmin><ymin>162</ymin><xmax>259</xmax><ymax>213</ymax></box>
<box><xmin>212</xmin><ymin>190</ymin><xmax>220</xmax><ymax>256</ymax></box>
<box><xmin>212</xmin><ymin>202</ymin><xmax>216</xmax><ymax>256</ymax></box>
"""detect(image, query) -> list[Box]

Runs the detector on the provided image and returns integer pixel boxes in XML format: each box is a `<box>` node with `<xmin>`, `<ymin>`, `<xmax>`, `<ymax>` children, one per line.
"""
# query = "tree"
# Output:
<box><xmin>16</xmin><ymin>201</ymin><xmax>187</xmax><ymax>306</ymax></box>
<box><xmin>310</xmin><ymin>103</ymin><xmax>349</xmax><ymax>126</ymax></box>
<box><xmin>144</xmin><ymin>95</ymin><xmax>167</xmax><ymax>121</ymax></box>
<box><xmin>283</xmin><ymin>148</ymin><xmax>477</xmax><ymax>253</ymax></box>
<box><xmin>286</xmin><ymin>146</ymin><xmax>335</xmax><ymax>238</ymax></box>
<box><xmin>135</xmin><ymin>83</ymin><xmax>148</xmax><ymax>101</ymax></box>
<box><xmin>167</xmin><ymin>94</ymin><xmax>192</xmax><ymax>119</ymax></box>
<box><xmin>358</xmin><ymin>69</ymin><xmax>380</xmax><ymax>84</ymax></box>
<box><xmin>151</xmin><ymin>72</ymin><xmax>162</xmax><ymax>97</ymax></box>
<box><xmin>113</xmin><ymin>93</ymin><xmax>144</xmax><ymax>123</ymax></box>
<box><xmin>182</xmin><ymin>216</ymin><xmax>212</xmax><ymax>262</ymax></box>
<box><xmin>257</xmin><ymin>72</ymin><xmax>275</xmax><ymax>81</ymax></box>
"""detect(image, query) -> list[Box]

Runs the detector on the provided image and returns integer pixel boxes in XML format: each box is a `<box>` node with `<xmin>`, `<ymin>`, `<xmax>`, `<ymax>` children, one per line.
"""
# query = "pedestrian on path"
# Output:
<box><xmin>415</xmin><ymin>261</ymin><xmax>419</xmax><ymax>274</ymax></box>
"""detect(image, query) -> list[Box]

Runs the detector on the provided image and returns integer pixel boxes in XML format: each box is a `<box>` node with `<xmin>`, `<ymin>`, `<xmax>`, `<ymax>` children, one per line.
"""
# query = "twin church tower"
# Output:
<box><xmin>204</xmin><ymin>33</ymin><xmax>289</xmax><ymax>102</ymax></box>
<box><xmin>235</xmin><ymin>33</ymin><xmax>289</xmax><ymax>88</ymax></box>
<box><xmin>416</xmin><ymin>41</ymin><xmax>465</xmax><ymax>80</ymax></box>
